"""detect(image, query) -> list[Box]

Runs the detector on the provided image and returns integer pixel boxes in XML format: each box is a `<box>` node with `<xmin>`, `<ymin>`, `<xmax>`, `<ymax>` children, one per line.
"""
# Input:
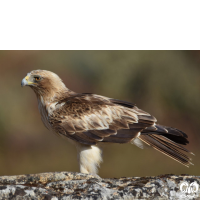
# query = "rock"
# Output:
<box><xmin>0</xmin><ymin>172</ymin><xmax>199</xmax><ymax>199</ymax></box>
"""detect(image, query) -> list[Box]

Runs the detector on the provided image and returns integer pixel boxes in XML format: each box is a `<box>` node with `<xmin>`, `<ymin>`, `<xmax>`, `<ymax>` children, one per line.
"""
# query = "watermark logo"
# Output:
<box><xmin>180</xmin><ymin>181</ymin><xmax>199</xmax><ymax>198</ymax></box>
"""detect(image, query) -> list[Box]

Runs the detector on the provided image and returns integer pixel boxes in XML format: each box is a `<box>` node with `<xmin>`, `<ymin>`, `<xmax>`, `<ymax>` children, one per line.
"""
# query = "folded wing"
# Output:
<box><xmin>49</xmin><ymin>93</ymin><xmax>156</xmax><ymax>145</ymax></box>
<box><xmin>49</xmin><ymin>93</ymin><xmax>193</xmax><ymax>166</ymax></box>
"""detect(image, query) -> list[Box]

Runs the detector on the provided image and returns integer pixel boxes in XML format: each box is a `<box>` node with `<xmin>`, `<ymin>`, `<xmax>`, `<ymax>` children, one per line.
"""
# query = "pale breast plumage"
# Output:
<box><xmin>37</xmin><ymin>96</ymin><xmax>53</xmax><ymax>131</ymax></box>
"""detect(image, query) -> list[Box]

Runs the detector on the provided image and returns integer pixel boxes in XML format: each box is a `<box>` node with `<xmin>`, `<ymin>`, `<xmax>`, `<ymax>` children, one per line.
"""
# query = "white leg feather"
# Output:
<box><xmin>76</xmin><ymin>144</ymin><xmax>102</xmax><ymax>175</ymax></box>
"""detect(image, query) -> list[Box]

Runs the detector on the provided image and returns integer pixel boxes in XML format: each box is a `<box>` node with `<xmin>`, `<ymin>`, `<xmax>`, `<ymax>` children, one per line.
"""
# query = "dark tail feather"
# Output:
<box><xmin>139</xmin><ymin>125</ymin><xmax>194</xmax><ymax>167</ymax></box>
<box><xmin>142</xmin><ymin>124</ymin><xmax>189</xmax><ymax>145</ymax></box>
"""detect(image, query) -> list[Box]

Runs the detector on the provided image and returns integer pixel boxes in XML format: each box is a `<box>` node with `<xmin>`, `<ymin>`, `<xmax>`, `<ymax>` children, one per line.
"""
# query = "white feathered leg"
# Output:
<box><xmin>76</xmin><ymin>143</ymin><xmax>102</xmax><ymax>175</ymax></box>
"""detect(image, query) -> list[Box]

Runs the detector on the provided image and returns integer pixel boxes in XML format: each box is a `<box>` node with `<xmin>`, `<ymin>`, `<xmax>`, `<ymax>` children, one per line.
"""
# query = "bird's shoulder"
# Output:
<box><xmin>55</xmin><ymin>92</ymin><xmax>137</xmax><ymax>109</ymax></box>
<box><xmin>52</xmin><ymin>93</ymin><xmax>111</xmax><ymax>116</ymax></box>
<box><xmin>49</xmin><ymin>92</ymin><xmax>156</xmax><ymax>124</ymax></box>
<box><xmin>50</xmin><ymin>92</ymin><xmax>142</xmax><ymax>118</ymax></box>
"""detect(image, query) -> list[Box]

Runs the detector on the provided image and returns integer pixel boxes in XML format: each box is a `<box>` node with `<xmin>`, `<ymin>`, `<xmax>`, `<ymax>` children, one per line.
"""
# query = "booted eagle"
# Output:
<box><xmin>21</xmin><ymin>70</ymin><xmax>194</xmax><ymax>175</ymax></box>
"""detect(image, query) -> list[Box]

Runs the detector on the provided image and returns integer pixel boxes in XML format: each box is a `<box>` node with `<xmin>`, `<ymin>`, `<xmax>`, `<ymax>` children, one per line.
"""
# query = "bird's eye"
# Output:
<box><xmin>34</xmin><ymin>77</ymin><xmax>41</xmax><ymax>81</ymax></box>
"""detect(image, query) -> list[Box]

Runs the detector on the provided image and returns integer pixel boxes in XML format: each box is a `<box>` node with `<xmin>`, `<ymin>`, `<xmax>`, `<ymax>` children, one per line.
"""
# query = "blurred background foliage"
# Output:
<box><xmin>0</xmin><ymin>51</ymin><xmax>200</xmax><ymax>178</ymax></box>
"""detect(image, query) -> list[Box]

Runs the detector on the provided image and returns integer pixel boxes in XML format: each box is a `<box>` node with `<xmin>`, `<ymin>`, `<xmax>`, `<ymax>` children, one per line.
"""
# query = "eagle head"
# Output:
<box><xmin>21</xmin><ymin>70</ymin><xmax>67</xmax><ymax>97</ymax></box>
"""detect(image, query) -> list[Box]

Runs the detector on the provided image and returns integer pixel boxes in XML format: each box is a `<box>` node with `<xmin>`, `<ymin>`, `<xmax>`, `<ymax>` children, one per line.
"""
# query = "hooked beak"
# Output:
<box><xmin>21</xmin><ymin>76</ymin><xmax>29</xmax><ymax>87</ymax></box>
<box><xmin>21</xmin><ymin>75</ymin><xmax>35</xmax><ymax>87</ymax></box>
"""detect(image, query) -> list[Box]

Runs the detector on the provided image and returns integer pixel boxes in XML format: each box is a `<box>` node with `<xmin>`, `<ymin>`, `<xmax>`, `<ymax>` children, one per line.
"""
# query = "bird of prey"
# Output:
<box><xmin>21</xmin><ymin>70</ymin><xmax>194</xmax><ymax>175</ymax></box>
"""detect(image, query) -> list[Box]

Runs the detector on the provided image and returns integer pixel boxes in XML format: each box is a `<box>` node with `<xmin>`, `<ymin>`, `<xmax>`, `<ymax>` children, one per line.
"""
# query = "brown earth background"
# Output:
<box><xmin>0</xmin><ymin>50</ymin><xmax>199</xmax><ymax>178</ymax></box>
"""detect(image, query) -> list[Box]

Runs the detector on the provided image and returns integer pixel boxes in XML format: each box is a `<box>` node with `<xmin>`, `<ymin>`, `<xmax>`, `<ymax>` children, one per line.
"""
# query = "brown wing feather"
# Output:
<box><xmin>50</xmin><ymin>93</ymin><xmax>155</xmax><ymax>145</ymax></box>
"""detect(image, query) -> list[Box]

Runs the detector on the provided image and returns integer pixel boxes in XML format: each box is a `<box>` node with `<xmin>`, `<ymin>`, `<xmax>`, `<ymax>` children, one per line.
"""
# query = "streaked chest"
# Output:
<box><xmin>37</xmin><ymin>97</ymin><xmax>54</xmax><ymax>131</ymax></box>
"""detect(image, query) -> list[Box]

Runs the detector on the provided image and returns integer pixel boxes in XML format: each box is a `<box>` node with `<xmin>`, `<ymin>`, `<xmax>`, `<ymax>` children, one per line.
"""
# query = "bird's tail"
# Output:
<box><xmin>138</xmin><ymin>124</ymin><xmax>194</xmax><ymax>167</ymax></box>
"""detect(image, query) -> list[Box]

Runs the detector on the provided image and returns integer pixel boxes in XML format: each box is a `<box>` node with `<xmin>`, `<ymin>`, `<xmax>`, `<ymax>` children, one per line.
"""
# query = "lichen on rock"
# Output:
<box><xmin>0</xmin><ymin>172</ymin><xmax>199</xmax><ymax>199</ymax></box>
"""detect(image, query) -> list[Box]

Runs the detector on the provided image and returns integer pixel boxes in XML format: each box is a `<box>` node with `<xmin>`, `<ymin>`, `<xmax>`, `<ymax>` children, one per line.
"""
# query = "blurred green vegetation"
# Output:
<box><xmin>0</xmin><ymin>51</ymin><xmax>200</xmax><ymax>178</ymax></box>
